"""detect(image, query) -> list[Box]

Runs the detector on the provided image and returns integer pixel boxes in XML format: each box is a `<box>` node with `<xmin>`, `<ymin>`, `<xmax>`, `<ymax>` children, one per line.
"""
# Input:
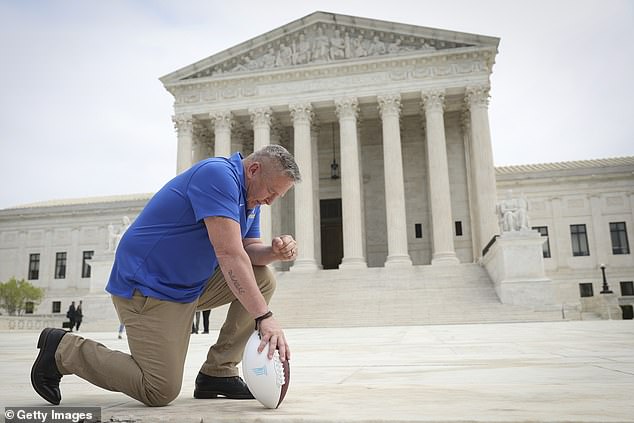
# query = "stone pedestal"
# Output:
<box><xmin>84</xmin><ymin>252</ymin><xmax>121</xmax><ymax>331</ymax></box>
<box><xmin>581</xmin><ymin>293</ymin><xmax>623</xmax><ymax>320</ymax></box>
<box><xmin>88</xmin><ymin>252</ymin><xmax>115</xmax><ymax>294</ymax></box>
<box><xmin>482</xmin><ymin>230</ymin><xmax>555</xmax><ymax>309</ymax></box>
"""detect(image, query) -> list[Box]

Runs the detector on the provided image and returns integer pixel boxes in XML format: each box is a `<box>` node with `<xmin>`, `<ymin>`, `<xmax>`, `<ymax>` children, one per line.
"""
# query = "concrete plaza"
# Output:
<box><xmin>1</xmin><ymin>320</ymin><xmax>633</xmax><ymax>423</ymax></box>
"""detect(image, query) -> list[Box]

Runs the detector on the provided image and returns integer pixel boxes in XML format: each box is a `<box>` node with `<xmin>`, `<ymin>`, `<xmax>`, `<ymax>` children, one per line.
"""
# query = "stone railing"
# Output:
<box><xmin>0</xmin><ymin>315</ymin><xmax>65</xmax><ymax>331</ymax></box>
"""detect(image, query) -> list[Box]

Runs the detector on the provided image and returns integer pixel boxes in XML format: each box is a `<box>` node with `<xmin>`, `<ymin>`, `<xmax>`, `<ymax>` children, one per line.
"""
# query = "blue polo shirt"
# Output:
<box><xmin>106</xmin><ymin>153</ymin><xmax>260</xmax><ymax>303</ymax></box>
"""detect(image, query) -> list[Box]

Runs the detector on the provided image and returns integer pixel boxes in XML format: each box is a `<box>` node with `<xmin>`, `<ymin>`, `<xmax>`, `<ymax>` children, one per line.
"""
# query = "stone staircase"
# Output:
<box><xmin>267</xmin><ymin>263</ymin><xmax>564</xmax><ymax>328</ymax></box>
<box><xmin>80</xmin><ymin>263</ymin><xmax>564</xmax><ymax>332</ymax></box>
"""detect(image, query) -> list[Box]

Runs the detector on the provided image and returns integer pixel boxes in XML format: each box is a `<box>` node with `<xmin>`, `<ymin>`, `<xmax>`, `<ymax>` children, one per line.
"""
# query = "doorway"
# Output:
<box><xmin>621</xmin><ymin>305</ymin><xmax>633</xmax><ymax>320</ymax></box>
<box><xmin>320</xmin><ymin>199</ymin><xmax>343</xmax><ymax>269</ymax></box>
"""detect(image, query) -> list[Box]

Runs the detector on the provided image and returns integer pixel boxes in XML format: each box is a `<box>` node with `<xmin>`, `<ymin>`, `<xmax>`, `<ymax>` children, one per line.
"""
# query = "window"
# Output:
<box><xmin>28</xmin><ymin>253</ymin><xmax>40</xmax><ymax>280</ymax></box>
<box><xmin>579</xmin><ymin>283</ymin><xmax>594</xmax><ymax>298</ymax></box>
<box><xmin>25</xmin><ymin>301</ymin><xmax>34</xmax><ymax>314</ymax></box>
<box><xmin>415</xmin><ymin>224</ymin><xmax>422</xmax><ymax>239</ymax></box>
<box><xmin>54</xmin><ymin>252</ymin><xmax>67</xmax><ymax>279</ymax></box>
<box><xmin>610</xmin><ymin>222</ymin><xmax>630</xmax><ymax>255</ymax></box>
<box><xmin>52</xmin><ymin>301</ymin><xmax>61</xmax><ymax>313</ymax></box>
<box><xmin>532</xmin><ymin>226</ymin><xmax>551</xmax><ymax>258</ymax></box>
<box><xmin>455</xmin><ymin>221</ymin><xmax>463</xmax><ymax>236</ymax></box>
<box><xmin>82</xmin><ymin>250</ymin><xmax>94</xmax><ymax>278</ymax></box>
<box><xmin>621</xmin><ymin>281</ymin><xmax>634</xmax><ymax>296</ymax></box>
<box><xmin>570</xmin><ymin>224</ymin><xmax>590</xmax><ymax>256</ymax></box>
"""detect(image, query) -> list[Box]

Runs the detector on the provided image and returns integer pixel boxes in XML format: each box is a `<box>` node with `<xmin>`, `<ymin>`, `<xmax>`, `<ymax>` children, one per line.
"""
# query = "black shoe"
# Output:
<box><xmin>194</xmin><ymin>372</ymin><xmax>254</xmax><ymax>399</ymax></box>
<box><xmin>30</xmin><ymin>328</ymin><xmax>67</xmax><ymax>405</ymax></box>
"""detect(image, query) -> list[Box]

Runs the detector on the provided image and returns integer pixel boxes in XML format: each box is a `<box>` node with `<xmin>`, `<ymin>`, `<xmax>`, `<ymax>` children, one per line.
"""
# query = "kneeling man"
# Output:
<box><xmin>31</xmin><ymin>145</ymin><xmax>300</xmax><ymax>406</ymax></box>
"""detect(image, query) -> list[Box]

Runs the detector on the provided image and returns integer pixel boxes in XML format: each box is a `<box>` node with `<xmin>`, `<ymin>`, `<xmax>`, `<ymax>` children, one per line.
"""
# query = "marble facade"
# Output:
<box><xmin>0</xmin><ymin>12</ymin><xmax>632</xmax><ymax>323</ymax></box>
<box><xmin>163</xmin><ymin>11</ymin><xmax>501</xmax><ymax>269</ymax></box>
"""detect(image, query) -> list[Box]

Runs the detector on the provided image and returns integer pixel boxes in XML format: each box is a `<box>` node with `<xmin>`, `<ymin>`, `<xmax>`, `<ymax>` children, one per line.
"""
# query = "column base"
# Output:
<box><xmin>290</xmin><ymin>259</ymin><xmax>321</xmax><ymax>272</ymax></box>
<box><xmin>384</xmin><ymin>255</ymin><xmax>413</xmax><ymax>267</ymax></box>
<box><xmin>431</xmin><ymin>252</ymin><xmax>460</xmax><ymax>265</ymax></box>
<box><xmin>339</xmin><ymin>257</ymin><xmax>368</xmax><ymax>270</ymax></box>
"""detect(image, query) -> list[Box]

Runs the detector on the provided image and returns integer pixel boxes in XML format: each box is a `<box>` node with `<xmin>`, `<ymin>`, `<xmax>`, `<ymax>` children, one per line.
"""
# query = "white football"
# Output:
<box><xmin>242</xmin><ymin>330</ymin><xmax>290</xmax><ymax>409</ymax></box>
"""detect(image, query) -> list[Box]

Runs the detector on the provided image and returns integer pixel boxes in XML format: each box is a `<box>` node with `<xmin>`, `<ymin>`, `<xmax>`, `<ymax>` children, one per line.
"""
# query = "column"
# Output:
<box><xmin>17</xmin><ymin>231</ymin><xmax>27</xmax><ymax>281</ymax></box>
<box><xmin>421</xmin><ymin>89</ymin><xmax>459</xmax><ymax>264</ymax></box>
<box><xmin>311</xmin><ymin>120</ymin><xmax>322</xmax><ymax>268</ymax></box>
<box><xmin>172</xmin><ymin>113</ymin><xmax>194</xmax><ymax>174</ymax></box>
<box><xmin>210</xmin><ymin>111</ymin><xmax>233</xmax><ymax>157</ymax></box>
<box><xmin>465</xmin><ymin>86</ymin><xmax>499</xmax><ymax>256</ymax></box>
<box><xmin>290</xmin><ymin>103</ymin><xmax>319</xmax><ymax>270</ymax></box>
<box><xmin>589</xmin><ymin>194</ymin><xmax>609</xmax><ymax>266</ymax></box>
<box><xmin>378</xmin><ymin>93</ymin><xmax>412</xmax><ymax>266</ymax></box>
<box><xmin>269</xmin><ymin>121</ymin><xmax>286</xmax><ymax>271</ymax></box>
<box><xmin>550</xmin><ymin>197</ymin><xmax>568</xmax><ymax>268</ymax></box>
<box><xmin>462</xmin><ymin>112</ymin><xmax>480</xmax><ymax>261</ymax></box>
<box><xmin>335</xmin><ymin>97</ymin><xmax>367</xmax><ymax>269</ymax></box>
<box><xmin>250</xmin><ymin>107</ymin><xmax>273</xmax><ymax>244</ymax></box>
<box><xmin>42</xmin><ymin>230</ymin><xmax>53</xmax><ymax>287</ymax></box>
<box><xmin>629</xmin><ymin>192</ymin><xmax>634</xmax><ymax>236</ymax></box>
<box><xmin>69</xmin><ymin>227</ymin><xmax>80</xmax><ymax>287</ymax></box>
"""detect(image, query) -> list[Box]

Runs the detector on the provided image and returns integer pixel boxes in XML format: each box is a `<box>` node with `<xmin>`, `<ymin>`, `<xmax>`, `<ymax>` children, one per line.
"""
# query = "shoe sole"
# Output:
<box><xmin>194</xmin><ymin>390</ymin><xmax>254</xmax><ymax>400</ymax></box>
<box><xmin>30</xmin><ymin>328</ymin><xmax>61</xmax><ymax>405</ymax></box>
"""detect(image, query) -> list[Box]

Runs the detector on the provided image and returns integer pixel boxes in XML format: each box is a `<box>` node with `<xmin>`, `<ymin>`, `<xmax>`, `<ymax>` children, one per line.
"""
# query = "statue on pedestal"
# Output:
<box><xmin>107</xmin><ymin>216</ymin><xmax>132</xmax><ymax>253</ymax></box>
<box><xmin>497</xmin><ymin>190</ymin><xmax>529</xmax><ymax>232</ymax></box>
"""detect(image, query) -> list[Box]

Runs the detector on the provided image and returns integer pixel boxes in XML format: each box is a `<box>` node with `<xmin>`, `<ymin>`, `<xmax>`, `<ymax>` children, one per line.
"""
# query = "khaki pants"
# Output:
<box><xmin>54</xmin><ymin>265</ymin><xmax>276</xmax><ymax>407</ymax></box>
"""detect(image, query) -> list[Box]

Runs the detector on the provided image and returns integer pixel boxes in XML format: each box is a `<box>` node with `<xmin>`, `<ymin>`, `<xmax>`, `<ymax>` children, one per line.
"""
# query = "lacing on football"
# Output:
<box><xmin>273</xmin><ymin>351</ymin><xmax>285</xmax><ymax>385</ymax></box>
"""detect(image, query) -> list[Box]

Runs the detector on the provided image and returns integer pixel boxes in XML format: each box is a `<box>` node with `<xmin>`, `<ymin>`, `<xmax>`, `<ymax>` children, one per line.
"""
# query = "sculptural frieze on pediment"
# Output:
<box><xmin>186</xmin><ymin>24</ymin><xmax>473</xmax><ymax>80</ymax></box>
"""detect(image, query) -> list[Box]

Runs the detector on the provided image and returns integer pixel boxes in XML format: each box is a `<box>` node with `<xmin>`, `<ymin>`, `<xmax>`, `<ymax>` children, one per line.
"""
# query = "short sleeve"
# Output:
<box><xmin>187</xmin><ymin>162</ymin><xmax>240</xmax><ymax>223</ymax></box>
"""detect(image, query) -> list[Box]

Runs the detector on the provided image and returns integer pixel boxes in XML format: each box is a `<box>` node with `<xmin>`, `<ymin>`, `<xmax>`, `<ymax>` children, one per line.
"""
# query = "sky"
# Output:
<box><xmin>0</xmin><ymin>0</ymin><xmax>632</xmax><ymax>209</ymax></box>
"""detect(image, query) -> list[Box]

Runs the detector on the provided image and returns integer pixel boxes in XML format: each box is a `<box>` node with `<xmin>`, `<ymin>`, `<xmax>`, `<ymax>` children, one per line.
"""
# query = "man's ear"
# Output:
<box><xmin>246</xmin><ymin>161</ymin><xmax>261</xmax><ymax>179</ymax></box>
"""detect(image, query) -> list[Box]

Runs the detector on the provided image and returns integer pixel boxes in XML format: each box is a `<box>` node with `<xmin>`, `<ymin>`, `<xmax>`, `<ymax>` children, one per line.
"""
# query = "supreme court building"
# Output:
<box><xmin>1</xmin><ymin>12</ymin><xmax>633</xmax><ymax>327</ymax></box>
<box><xmin>163</xmin><ymin>11</ymin><xmax>500</xmax><ymax>270</ymax></box>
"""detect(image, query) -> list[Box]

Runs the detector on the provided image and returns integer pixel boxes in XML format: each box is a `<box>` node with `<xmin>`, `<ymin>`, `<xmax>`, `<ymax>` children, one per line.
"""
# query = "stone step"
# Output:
<box><xmin>77</xmin><ymin>263</ymin><xmax>566</xmax><ymax>332</ymax></box>
<box><xmin>268</xmin><ymin>264</ymin><xmax>563</xmax><ymax>328</ymax></box>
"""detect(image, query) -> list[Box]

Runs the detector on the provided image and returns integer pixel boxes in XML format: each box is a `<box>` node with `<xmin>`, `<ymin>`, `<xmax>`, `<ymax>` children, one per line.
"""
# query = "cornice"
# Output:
<box><xmin>166</xmin><ymin>48</ymin><xmax>494</xmax><ymax>110</ymax></box>
<box><xmin>166</xmin><ymin>46</ymin><xmax>494</xmax><ymax>91</ymax></box>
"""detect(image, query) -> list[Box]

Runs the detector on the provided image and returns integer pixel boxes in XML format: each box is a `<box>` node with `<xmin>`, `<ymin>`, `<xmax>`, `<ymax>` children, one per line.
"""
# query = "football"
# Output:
<box><xmin>242</xmin><ymin>330</ymin><xmax>290</xmax><ymax>409</ymax></box>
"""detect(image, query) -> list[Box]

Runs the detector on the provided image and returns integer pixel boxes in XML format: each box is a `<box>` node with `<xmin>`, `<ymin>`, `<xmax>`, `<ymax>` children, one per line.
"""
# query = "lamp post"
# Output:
<box><xmin>600</xmin><ymin>264</ymin><xmax>613</xmax><ymax>294</ymax></box>
<box><xmin>330</xmin><ymin>123</ymin><xmax>339</xmax><ymax>179</ymax></box>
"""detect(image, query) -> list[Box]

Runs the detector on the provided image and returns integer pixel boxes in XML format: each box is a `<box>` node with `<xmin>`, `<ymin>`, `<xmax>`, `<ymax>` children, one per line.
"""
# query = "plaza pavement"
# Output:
<box><xmin>1</xmin><ymin>320</ymin><xmax>633</xmax><ymax>423</ymax></box>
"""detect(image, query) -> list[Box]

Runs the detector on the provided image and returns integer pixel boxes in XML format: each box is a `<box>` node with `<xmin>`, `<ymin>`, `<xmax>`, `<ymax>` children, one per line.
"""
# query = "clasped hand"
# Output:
<box><xmin>272</xmin><ymin>235</ymin><xmax>297</xmax><ymax>261</ymax></box>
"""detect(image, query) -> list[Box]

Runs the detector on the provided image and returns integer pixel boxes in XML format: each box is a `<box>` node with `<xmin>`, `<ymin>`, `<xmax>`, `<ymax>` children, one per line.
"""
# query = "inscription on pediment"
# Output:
<box><xmin>186</xmin><ymin>24</ymin><xmax>473</xmax><ymax>79</ymax></box>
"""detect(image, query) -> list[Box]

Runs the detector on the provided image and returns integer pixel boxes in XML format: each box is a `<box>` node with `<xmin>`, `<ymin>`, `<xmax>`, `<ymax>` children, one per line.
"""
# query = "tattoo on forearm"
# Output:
<box><xmin>228</xmin><ymin>270</ymin><xmax>246</xmax><ymax>295</ymax></box>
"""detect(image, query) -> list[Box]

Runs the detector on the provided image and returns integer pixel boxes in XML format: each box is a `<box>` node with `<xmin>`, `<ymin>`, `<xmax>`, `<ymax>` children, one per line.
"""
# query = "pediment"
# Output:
<box><xmin>161</xmin><ymin>11</ymin><xmax>499</xmax><ymax>84</ymax></box>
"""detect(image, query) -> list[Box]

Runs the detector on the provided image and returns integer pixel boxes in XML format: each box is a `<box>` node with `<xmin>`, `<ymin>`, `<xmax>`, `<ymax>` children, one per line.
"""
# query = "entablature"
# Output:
<box><xmin>168</xmin><ymin>48</ymin><xmax>495</xmax><ymax>117</ymax></box>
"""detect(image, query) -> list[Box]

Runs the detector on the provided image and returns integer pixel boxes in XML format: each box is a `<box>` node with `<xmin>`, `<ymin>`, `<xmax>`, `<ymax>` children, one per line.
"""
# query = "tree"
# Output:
<box><xmin>0</xmin><ymin>277</ymin><xmax>45</xmax><ymax>316</ymax></box>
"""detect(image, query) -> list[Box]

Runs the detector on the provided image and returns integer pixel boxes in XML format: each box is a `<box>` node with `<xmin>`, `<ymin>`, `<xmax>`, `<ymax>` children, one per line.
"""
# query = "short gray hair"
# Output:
<box><xmin>248</xmin><ymin>145</ymin><xmax>302</xmax><ymax>182</ymax></box>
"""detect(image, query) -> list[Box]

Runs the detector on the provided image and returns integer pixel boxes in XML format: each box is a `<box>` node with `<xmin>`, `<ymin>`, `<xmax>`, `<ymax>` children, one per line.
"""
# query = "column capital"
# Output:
<box><xmin>172</xmin><ymin>113</ymin><xmax>193</xmax><ymax>134</ymax></box>
<box><xmin>210</xmin><ymin>110</ymin><xmax>233</xmax><ymax>131</ymax></box>
<box><xmin>377</xmin><ymin>93</ymin><xmax>402</xmax><ymax>118</ymax></box>
<box><xmin>465</xmin><ymin>85</ymin><xmax>491</xmax><ymax>108</ymax></box>
<box><xmin>249</xmin><ymin>106</ymin><xmax>272</xmax><ymax>129</ymax></box>
<box><xmin>289</xmin><ymin>103</ymin><xmax>314</xmax><ymax>125</ymax></box>
<box><xmin>334</xmin><ymin>97</ymin><xmax>359</xmax><ymax>120</ymax></box>
<box><xmin>421</xmin><ymin>89</ymin><xmax>445</xmax><ymax>113</ymax></box>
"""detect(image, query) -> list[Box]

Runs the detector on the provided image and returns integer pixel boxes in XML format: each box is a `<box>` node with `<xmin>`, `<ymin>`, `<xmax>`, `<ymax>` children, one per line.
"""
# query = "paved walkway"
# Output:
<box><xmin>1</xmin><ymin>320</ymin><xmax>633</xmax><ymax>422</ymax></box>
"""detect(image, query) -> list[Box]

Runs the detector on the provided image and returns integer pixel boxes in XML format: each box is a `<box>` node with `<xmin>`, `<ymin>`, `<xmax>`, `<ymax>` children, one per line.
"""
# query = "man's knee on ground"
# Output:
<box><xmin>252</xmin><ymin>265</ymin><xmax>276</xmax><ymax>298</ymax></box>
<box><xmin>141</xmin><ymin>380</ymin><xmax>181</xmax><ymax>407</ymax></box>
